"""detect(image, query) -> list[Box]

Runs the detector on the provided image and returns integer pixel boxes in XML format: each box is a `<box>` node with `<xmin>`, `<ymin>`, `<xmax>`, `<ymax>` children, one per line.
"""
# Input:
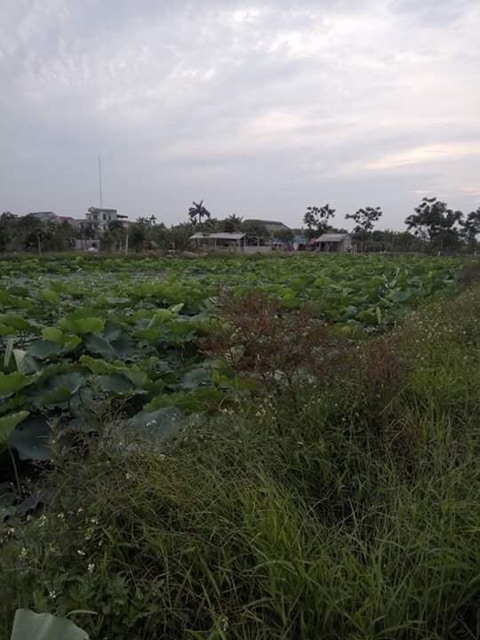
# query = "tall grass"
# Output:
<box><xmin>1</xmin><ymin>287</ymin><xmax>480</xmax><ymax>639</ymax></box>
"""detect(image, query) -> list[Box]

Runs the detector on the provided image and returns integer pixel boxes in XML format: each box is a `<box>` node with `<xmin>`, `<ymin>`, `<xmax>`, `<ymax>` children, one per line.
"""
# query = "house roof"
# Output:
<box><xmin>191</xmin><ymin>232</ymin><xmax>246</xmax><ymax>241</ymax></box>
<box><xmin>293</xmin><ymin>235</ymin><xmax>307</xmax><ymax>244</ymax></box>
<box><xmin>316</xmin><ymin>233</ymin><xmax>351</xmax><ymax>243</ymax></box>
<box><xmin>243</xmin><ymin>219</ymin><xmax>291</xmax><ymax>231</ymax></box>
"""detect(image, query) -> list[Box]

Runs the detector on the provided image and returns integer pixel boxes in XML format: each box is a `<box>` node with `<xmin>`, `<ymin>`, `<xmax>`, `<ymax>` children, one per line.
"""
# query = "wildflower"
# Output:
<box><xmin>77</xmin><ymin>549</ymin><xmax>86</xmax><ymax>556</ymax></box>
<box><xmin>87</xmin><ymin>563</ymin><xmax>95</xmax><ymax>573</ymax></box>
<box><xmin>49</xmin><ymin>590</ymin><xmax>57</xmax><ymax>600</ymax></box>
<box><xmin>19</xmin><ymin>548</ymin><xmax>28</xmax><ymax>559</ymax></box>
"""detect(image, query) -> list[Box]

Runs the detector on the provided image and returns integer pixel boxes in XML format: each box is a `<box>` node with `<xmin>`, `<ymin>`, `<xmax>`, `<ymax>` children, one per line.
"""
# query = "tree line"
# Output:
<box><xmin>1</xmin><ymin>196</ymin><xmax>479</xmax><ymax>254</ymax></box>
<box><xmin>301</xmin><ymin>198</ymin><xmax>480</xmax><ymax>253</ymax></box>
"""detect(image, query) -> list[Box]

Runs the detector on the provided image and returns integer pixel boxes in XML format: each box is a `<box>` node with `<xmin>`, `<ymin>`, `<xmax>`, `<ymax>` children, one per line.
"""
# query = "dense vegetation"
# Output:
<box><xmin>2</xmin><ymin>195</ymin><xmax>480</xmax><ymax>254</ymax></box>
<box><xmin>1</xmin><ymin>254</ymin><xmax>479</xmax><ymax>639</ymax></box>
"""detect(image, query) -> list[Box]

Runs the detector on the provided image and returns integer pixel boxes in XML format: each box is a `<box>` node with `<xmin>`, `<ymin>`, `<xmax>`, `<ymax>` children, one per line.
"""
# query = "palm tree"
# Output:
<box><xmin>188</xmin><ymin>200</ymin><xmax>211</xmax><ymax>225</ymax></box>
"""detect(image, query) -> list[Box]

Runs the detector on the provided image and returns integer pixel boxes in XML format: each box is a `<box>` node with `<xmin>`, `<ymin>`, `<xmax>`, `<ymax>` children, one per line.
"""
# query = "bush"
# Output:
<box><xmin>1</xmin><ymin>288</ymin><xmax>480</xmax><ymax>639</ymax></box>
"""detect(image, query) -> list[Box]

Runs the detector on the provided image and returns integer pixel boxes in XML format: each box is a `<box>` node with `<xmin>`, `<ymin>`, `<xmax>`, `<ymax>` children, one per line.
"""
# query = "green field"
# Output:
<box><xmin>0</xmin><ymin>253</ymin><xmax>465</xmax><ymax>459</ymax></box>
<box><xmin>1</xmin><ymin>253</ymin><xmax>479</xmax><ymax>640</ymax></box>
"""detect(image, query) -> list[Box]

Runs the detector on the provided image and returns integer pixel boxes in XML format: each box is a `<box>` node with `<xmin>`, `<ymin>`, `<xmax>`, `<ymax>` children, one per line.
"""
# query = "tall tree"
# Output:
<box><xmin>223</xmin><ymin>214</ymin><xmax>243</xmax><ymax>233</ymax></box>
<box><xmin>303</xmin><ymin>204</ymin><xmax>335</xmax><ymax>238</ymax></box>
<box><xmin>345</xmin><ymin>206</ymin><xmax>383</xmax><ymax>251</ymax></box>
<box><xmin>405</xmin><ymin>197</ymin><xmax>463</xmax><ymax>252</ymax></box>
<box><xmin>461</xmin><ymin>208</ymin><xmax>480</xmax><ymax>253</ymax></box>
<box><xmin>188</xmin><ymin>200</ymin><xmax>211</xmax><ymax>225</ymax></box>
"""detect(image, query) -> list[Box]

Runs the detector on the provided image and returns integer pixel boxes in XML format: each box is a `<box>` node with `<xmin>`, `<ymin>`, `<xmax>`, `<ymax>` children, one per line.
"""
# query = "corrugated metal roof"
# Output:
<box><xmin>191</xmin><ymin>232</ymin><xmax>245</xmax><ymax>241</ymax></box>
<box><xmin>316</xmin><ymin>233</ymin><xmax>350</xmax><ymax>242</ymax></box>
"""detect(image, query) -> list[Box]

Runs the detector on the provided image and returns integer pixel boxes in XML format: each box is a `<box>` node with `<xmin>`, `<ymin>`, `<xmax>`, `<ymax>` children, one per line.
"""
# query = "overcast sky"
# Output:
<box><xmin>1</xmin><ymin>0</ymin><xmax>479</xmax><ymax>229</ymax></box>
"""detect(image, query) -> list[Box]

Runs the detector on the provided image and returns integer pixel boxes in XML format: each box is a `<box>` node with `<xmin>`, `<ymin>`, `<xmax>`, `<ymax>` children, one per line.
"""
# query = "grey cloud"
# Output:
<box><xmin>1</xmin><ymin>0</ymin><xmax>479</xmax><ymax>227</ymax></box>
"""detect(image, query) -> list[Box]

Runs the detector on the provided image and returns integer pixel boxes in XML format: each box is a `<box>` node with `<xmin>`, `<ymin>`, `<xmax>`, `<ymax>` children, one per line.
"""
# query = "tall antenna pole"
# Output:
<box><xmin>98</xmin><ymin>154</ymin><xmax>103</xmax><ymax>208</ymax></box>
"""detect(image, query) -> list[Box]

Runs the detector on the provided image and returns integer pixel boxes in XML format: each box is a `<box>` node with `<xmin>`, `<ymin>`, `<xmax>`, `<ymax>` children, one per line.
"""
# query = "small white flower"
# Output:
<box><xmin>87</xmin><ymin>563</ymin><xmax>95</xmax><ymax>573</ymax></box>
<box><xmin>77</xmin><ymin>549</ymin><xmax>86</xmax><ymax>556</ymax></box>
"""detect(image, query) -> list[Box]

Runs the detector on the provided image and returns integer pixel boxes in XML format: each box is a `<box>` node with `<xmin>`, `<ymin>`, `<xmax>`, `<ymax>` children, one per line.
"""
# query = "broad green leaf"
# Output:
<box><xmin>147</xmin><ymin>309</ymin><xmax>175</xmax><ymax>328</ymax></box>
<box><xmin>0</xmin><ymin>372</ymin><xmax>28</xmax><ymax>398</ymax></box>
<box><xmin>60</xmin><ymin>316</ymin><xmax>105</xmax><ymax>335</ymax></box>
<box><xmin>8</xmin><ymin>418</ymin><xmax>51</xmax><ymax>461</ymax></box>
<box><xmin>0</xmin><ymin>324</ymin><xmax>15</xmax><ymax>336</ymax></box>
<box><xmin>79</xmin><ymin>355</ymin><xmax>112</xmax><ymax>375</ymax></box>
<box><xmin>0</xmin><ymin>411</ymin><xmax>29</xmax><ymax>445</ymax></box>
<box><xmin>83</xmin><ymin>334</ymin><xmax>116</xmax><ymax>358</ymax></box>
<box><xmin>42</xmin><ymin>327</ymin><xmax>66</xmax><ymax>344</ymax></box>
<box><xmin>129</xmin><ymin>406</ymin><xmax>184</xmax><ymax>441</ymax></box>
<box><xmin>181</xmin><ymin>367</ymin><xmax>211</xmax><ymax>390</ymax></box>
<box><xmin>97</xmin><ymin>373</ymin><xmax>134</xmax><ymax>394</ymax></box>
<box><xmin>37</xmin><ymin>288</ymin><xmax>59</xmax><ymax>304</ymax></box>
<box><xmin>27</xmin><ymin>340</ymin><xmax>63</xmax><ymax>360</ymax></box>
<box><xmin>11</xmin><ymin>609</ymin><xmax>89</xmax><ymax>640</ymax></box>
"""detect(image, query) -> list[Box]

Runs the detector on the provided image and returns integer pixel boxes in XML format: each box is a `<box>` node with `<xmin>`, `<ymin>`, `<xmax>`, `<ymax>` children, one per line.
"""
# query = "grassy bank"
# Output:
<box><xmin>1</xmin><ymin>285</ymin><xmax>480</xmax><ymax>639</ymax></box>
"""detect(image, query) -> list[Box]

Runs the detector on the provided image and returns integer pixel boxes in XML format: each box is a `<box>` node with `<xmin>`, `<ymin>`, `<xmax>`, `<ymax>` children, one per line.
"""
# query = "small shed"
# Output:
<box><xmin>190</xmin><ymin>232</ymin><xmax>246</xmax><ymax>251</ymax></box>
<box><xmin>315</xmin><ymin>233</ymin><xmax>352</xmax><ymax>253</ymax></box>
<box><xmin>292</xmin><ymin>235</ymin><xmax>308</xmax><ymax>251</ymax></box>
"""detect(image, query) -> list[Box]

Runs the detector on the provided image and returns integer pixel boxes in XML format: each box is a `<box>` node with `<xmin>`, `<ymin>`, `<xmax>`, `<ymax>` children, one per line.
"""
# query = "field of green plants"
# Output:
<box><xmin>0</xmin><ymin>253</ymin><xmax>464</xmax><ymax>463</ymax></box>
<box><xmin>2</xmin><ymin>253</ymin><xmax>480</xmax><ymax>640</ymax></box>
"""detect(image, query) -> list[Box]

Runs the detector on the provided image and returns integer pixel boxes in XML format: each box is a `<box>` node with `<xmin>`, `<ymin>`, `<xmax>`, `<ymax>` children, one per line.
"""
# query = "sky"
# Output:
<box><xmin>1</xmin><ymin>0</ymin><xmax>479</xmax><ymax>230</ymax></box>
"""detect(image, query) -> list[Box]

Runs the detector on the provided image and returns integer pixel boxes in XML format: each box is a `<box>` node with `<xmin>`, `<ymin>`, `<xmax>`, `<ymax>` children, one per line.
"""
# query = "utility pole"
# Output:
<box><xmin>98</xmin><ymin>154</ymin><xmax>103</xmax><ymax>208</ymax></box>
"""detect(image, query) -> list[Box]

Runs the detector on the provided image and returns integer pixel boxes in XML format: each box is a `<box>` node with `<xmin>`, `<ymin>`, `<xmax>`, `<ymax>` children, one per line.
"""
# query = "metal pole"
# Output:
<box><xmin>98</xmin><ymin>155</ymin><xmax>103</xmax><ymax>208</ymax></box>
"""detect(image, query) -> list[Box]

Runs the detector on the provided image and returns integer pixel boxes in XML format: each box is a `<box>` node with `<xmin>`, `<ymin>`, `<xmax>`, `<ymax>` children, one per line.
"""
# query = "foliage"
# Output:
<box><xmin>188</xmin><ymin>200</ymin><xmax>211</xmax><ymax>226</ymax></box>
<box><xmin>345</xmin><ymin>205</ymin><xmax>383</xmax><ymax>246</ymax></box>
<box><xmin>405</xmin><ymin>197</ymin><xmax>463</xmax><ymax>252</ymax></box>
<box><xmin>0</xmin><ymin>253</ymin><xmax>464</xmax><ymax>466</ymax></box>
<box><xmin>302</xmin><ymin>204</ymin><xmax>335</xmax><ymax>238</ymax></box>
<box><xmin>461</xmin><ymin>207</ymin><xmax>480</xmax><ymax>251</ymax></box>
<box><xmin>2</xmin><ymin>282</ymin><xmax>480</xmax><ymax>639</ymax></box>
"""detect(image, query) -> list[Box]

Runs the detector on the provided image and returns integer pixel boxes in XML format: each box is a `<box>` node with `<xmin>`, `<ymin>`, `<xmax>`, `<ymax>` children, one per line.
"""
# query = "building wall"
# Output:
<box><xmin>243</xmin><ymin>245</ymin><xmax>272</xmax><ymax>254</ymax></box>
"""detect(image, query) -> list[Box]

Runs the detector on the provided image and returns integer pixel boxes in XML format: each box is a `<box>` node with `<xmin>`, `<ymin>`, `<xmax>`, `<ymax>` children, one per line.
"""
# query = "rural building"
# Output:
<box><xmin>86</xmin><ymin>207</ymin><xmax>128</xmax><ymax>235</ymax></box>
<box><xmin>314</xmin><ymin>233</ymin><xmax>352</xmax><ymax>253</ymax></box>
<box><xmin>191</xmin><ymin>232</ymin><xmax>246</xmax><ymax>251</ymax></box>
<box><xmin>292</xmin><ymin>235</ymin><xmax>308</xmax><ymax>251</ymax></box>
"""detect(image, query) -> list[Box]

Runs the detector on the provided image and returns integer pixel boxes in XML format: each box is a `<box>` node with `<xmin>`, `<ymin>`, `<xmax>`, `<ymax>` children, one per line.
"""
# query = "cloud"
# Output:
<box><xmin>0</xmin><ymin>0</ymin><xmax>479</xmax><ymax>226</ymax></box>
<box><xmin>367</xmin><ymin>142</ymin><xmax>480</xmax><ymax>170</ymax></box>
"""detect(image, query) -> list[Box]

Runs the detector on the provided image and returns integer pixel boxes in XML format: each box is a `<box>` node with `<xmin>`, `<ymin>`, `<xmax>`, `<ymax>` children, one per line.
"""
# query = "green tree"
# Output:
<box><xmin>188</xmin><ymin>200</ymin><xmax>211</xmax><ymax>225</ymax></box>
<box><xmin>0</xmin><ymin>212</ymin><xmax>17</xmax><ymax>253</ymax></box>
<box><xmin>461</xmin><ymin>208</ymin><xmax>480</xmax><ymax>253</ymax></box>
<box><xmin>303</xmin><ymin>204</ymin><xmax>335</xmax><ymax>238</ymax></box>
<box><xmin>223</xmin><ymin>214</ymin><xmax>243</xmax><ymax>233</ymax></box>
<box><xmin>345</xmin><ymin>206</ymin><xmax>383</xmax><ymax>252</ymax></box>
<box><xmin>405</xmin><ymin>197</ymin><xmax>463</xmax><ymax>252</ymax></box>
<box><xmin>101</xmin><ymin>220</ymin><xmax>127</xmax><ymax>252</ymax></box>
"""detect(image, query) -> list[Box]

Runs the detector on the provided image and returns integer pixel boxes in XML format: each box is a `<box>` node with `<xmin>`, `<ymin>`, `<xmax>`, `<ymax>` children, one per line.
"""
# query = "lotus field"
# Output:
<box><xmin>0</xmin><ymin>254</ymin><xmax>466</xmax><ymax>461</ymax></box>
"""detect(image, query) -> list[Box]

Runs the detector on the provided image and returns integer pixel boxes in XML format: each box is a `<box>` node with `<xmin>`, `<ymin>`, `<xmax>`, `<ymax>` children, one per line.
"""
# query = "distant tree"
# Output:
<box><xmin>275</xmin><ymin>228</ymin><xmax>294</xmax><ymax>243</ymax></box>
<box><xmin>188</xmin><ymin>200</ymin><xmax>211</xmax><ymax>225</ymax></box>
<box><xmin>303</xmin><ymin>204</ymin><xmax>335</xmax><ymax>238</ymax></box>
<box><xmin>405</xmin><ymin>197</ymin><xmax>463</xmax><ymax>252</ymax></box>
<box><xmin>168</xmin><ymin>222</ymin><xmax>195</xmax><ymax>251</ymax></box>
<box><xmin>101</xmin><ymin>220</ymin><xmax>127</xmax><ymax>252</ymax></box>
<box><xmin>0</xmin><ymin>212</ymin><xmax>17</xmax><ymax>253</ymax></box>
<box><xmin>345</xmin><ymin>206</ymin><xmax>383</xmax><ymax>252</ymax></box>
<box><xmin>128</xmin><ymin>222</ymin><xmax>149</xmax><ymax>252</ymax></box>
<box><xmin>461</xmin><ymin>207</ymin><xmax>480</xmax><ymax>253</ymax></box>
<box><xmin>223</xmin><ymin>214</ymin><xmax>243</xmax><ymax>233</ymax></box>
<box><xmin>241</xmin><ymin>220</ymin><xmax>268</xmax><ymax>239</ymax></box>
